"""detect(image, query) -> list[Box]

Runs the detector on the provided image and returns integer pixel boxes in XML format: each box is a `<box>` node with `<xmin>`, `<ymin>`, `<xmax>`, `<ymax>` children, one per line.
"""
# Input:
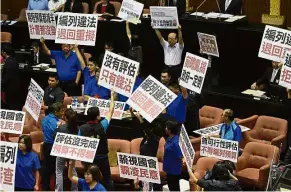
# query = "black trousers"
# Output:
<box><xmin>166</xmin><ymin>174</ymin><xmax>180</xmax><ymax>191</ymax></box>
<box><xmin>83</xmin><ymin>156</ymin><xmax>114</xmax><ymax>191</ymax></box>
<box><xmin>42</xmin><ymin>142</ymin><xmax>56</xmax><ymax>191</ymax></box>
<box><xmin>60</xmin><ymin>81</ymin><xmax>81</xmax><ymax>96</ymax></box>
<box><xmin>165</xmin><ymin>64</ymin><xmax>182</xmax><ymax>81</ymax></box>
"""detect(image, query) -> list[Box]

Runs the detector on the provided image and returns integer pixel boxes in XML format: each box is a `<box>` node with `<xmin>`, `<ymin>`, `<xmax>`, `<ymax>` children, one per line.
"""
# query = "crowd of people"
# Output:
<box><xmin>1</xmin><ymin>0</ymin><xmax>291</xmax><ymax>191</ymax></box>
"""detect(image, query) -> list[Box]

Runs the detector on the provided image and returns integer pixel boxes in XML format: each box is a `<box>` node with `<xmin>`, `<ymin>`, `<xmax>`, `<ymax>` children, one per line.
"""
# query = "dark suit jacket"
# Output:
<box><xmin>219</xmin><ymin>0</ymin><xmax>242</xmax><ymax>15</ymax></box>
<box><xmin>165</xmin><ymin>0</ymin><xmax>186</xmax><ymax>16</ymax></box>
<box><xmin>36</xmin><ymin>51</ymin><xmax>51</xmax><ymax>65</ymax></box>
<box><xmin>96</xmin><ymin>3</ymin><xmax>115</xmax><ymax>16</ymax></box>
<box><xmin>1</xmin><ymin>56</ymin><xmax>20</xmax><ymax>92</ymax></box>
<box><xmin>256</xmin><ymin>67</ymin><xmax>281</xmax><ymax>87</ymax></box>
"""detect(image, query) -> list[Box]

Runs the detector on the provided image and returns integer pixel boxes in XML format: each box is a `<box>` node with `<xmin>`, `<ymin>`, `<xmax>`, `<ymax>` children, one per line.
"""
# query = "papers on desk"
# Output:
<box><xmin>1</xmin><ymin>21</ymin><xmax>17</xmax><ymax>25</ymax></box>
<box><xmin>225</xmin><ymin>15</ymin><xmax>246</xmax><ymax>22</ymax></box>
<box><xmin>190</xmin><ymin>12</ymin><xmax>204</xmax><ymax>16</ymax></box>
<box><xmin>203</xmin><ymin>12</ymin><xmax>220</xmax><ymax>18</ymax></box>
<box><xmin>241</xmin><ymin>89</ymin><xmax>265</xmax><ymax>97</ymax></box>
<box><xmin>33</xmin><ymin>63</ymin><xmax>50</xmax><ymax>68</ymax></box>
<box><xmin>110</xmin><ymin>19</ymin><xmax>124</xmax><ymax>22</ymax></box>
<box><xmin>218</xmin><ymin>13</ymin><xmax>233</xmax><ymax>18</ymax></box>
<box><xmin>45</xmin><ymin>68</ymin><xmax>57</xmax><ymax>72</ymax></box>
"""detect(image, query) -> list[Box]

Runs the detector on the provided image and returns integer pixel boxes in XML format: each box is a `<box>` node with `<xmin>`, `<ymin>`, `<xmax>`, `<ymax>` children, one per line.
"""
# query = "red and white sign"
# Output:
<box><xmin>179</xmin><ymin>52</ymin><xmax>209</xmax><ymax>94</ymax></box>
<box><xmin>198</xmin><ymin>32</ymin><xmax>219</xmax><ymax>57</ymax></box>
<box><xmin>85</xmin><ymin>97</ymin><xmax>125</xmax><ymax>119</ymax></box>
<box><xmin>279</xmin><ymin>51</ymin><xmax>291</xmax><ymax>89</ymax></box>
<box><xmin>26</xmin><ymin>10</ymin><xmax>56</xmax><ymax>40</ymax></box>
<box><xmin>200</xmin><ymin>136</ymin><xmax>239</xmax><ymax>163</ymax></box>
<box><xmin>24</xmin><ymin>79</ymin><xmax>44</xmax><ymax>121</ymax></box>
<box><xmin>0</xmin><ymin>141</ymin><xmax>18</xmax><ymax>192</ymax></box>
<box><xmin>258</xmin><ymin>25</ymin><xmax>291</xmax><ymax>62</ymax></box>
<box><xmin>127</xmin><ymin>75</ymin><xmax>177</xmax><ymax>122</ymax></box>
<box><xmin>55</xmin><ymin>12</ymin><xmax>98</xmax><ymax>46</ymax></box>
<box><xmin>117</xmin><ymin>152</ymin><xmax>160</xmax><ymax>184</ymax></box>
<box><xmin>179</xmin><ymin>125</ymin><xmax>195</xmax><ymax>171</ymax></box>
<box><xmin>51</xmin><ymin>132</ymin><xmax>99</xmax><ymax>163</ymax></box>
<box><xmin>0</xmin><ymin>110</ymin><xmax>26</xmax><ymax>135</ymax></box>
<box><xmin>99</xmin><ymin>51</ymin><xmax>140</xmax><ymax>97</ymax></box>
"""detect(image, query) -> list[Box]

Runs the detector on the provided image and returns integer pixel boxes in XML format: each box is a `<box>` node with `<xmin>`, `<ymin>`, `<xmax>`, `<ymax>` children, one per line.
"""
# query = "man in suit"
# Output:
<box><xmin>251</xmin><ymin>61</ymin><xmax>283</xmax><ymax>91</ymax></box>
<box><xmin>1</xmin><ymin>44</ymin><xmax>21</xmax><ymax>110</ymax></box>
<box><xmin>219</xmin><ymin>0</ymin><xmax>242</xmax><ymax>15</ymax></box>
<box><xmin>31</xmin><ymin>41</ymin><xmax>51</xmax><ymax>65</ymax></box>
<box><xmin>165</xmin><ymin>0</ymin><xmax>186</xmax><ymax>16</ymax></box>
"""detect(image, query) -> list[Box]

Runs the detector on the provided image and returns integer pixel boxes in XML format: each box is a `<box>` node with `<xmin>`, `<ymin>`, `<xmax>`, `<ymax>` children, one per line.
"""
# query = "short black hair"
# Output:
<box><xmin>161</xmin><ymin>68</ymin><xmax>171</xmax><ymax>77</ymax></box>
<box><xmin>86</xmin><ymin>165</ymin><xmax>102</xmax><ymax>182</ymax></box>
<box><xmin>64</xmin><ymin>108</ymin><xmax>78</xmax><ymax>134</ymax></box>
<box><xmin>2</xmin><ymin>44</ymin><xmax>14</xmax><ymax>55</ymax></box>
<box><xmin>31</xmin><ymin>41</ymin><xmax>40</xmax><ymax>48</ymax></box>
<box><xmin>166</xmin><ymin>120</ymin><xmax>181</xmax><ymax>135</ymax></box>
<box><xmin>48</xmin><ymin>73</ymin><xmax>59</xmax><ymax>81</ymax></box>
<box><xmin>104</xmin><ymin>41</ymin><xmax>114</xmax><ymax>48</ymax></box>
<box><xmin>87</xmin><ymin>107</ymin><xmax>100</xmax><ymax>121</ymax></box>
<box><xmin>18</xmin><ymin>135</ymin><xmax>33</xmax><ymax>152</ymax></box>
<box><xmin>168</xmin><ymin>81</ymin><xmax>179</xmax><ymax>89</ymax></box>
<box><xmin>88</xmin><ymin>57</ymin><xmax>98</xmax><ymax>67</ymax></box>
<box><xmin>211</xmin><ymin>162</ymin><xmax>230</xmax><ymax>180</ymax></box>
<box><xmin>51</xmin><ymin>102</ymin><xmax>63</xmax><ymax>114</ymax></box>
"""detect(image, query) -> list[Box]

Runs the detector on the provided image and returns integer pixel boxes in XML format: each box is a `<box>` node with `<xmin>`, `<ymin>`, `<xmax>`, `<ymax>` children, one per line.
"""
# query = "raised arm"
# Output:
<box><xmin>180</xmin><ymin>85</ymin><xmax>188</xmax><ymax>99</ymax></box>
<box><xmin>106</xmin><ymin>90</ymin><xmax>116</xmax><ymax>122</ymax></box>
<box><xmin>154</xmin><ymin>29</ymin><xmax>164</xmax><ymax>44</ymax></box>
<box><xmin>73</xmin><ymin>44</ymin><xmax>86</xmax><ymax>70</ymax></box>
<box><xmin>68</xmin><ymin>160</ymin><xmax>79</xmax><ymax>184</ymax></box>
<box><xmin>40</xmin><ymin>37</ymin><xmax>51</xmax><ymax>56</ymax></box>
<box><xmin>178</xmin><ymin>25</ymin><xmax>184</xmax><ymax>46</ymax></box>
<box><xmin>126</xmin><ymin>21</ymin><xmax>132</xmax><ymax>42</ymax></box>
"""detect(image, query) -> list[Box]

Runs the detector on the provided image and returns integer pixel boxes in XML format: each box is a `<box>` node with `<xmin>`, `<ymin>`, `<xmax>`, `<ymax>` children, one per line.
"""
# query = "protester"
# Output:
<box><xmin>27</xmin><ymin>0</ymin><xmax>49</xmax><ymax>10</ymax></box>
<box><xmin>188</xmin><ymin>161</ymin><xmax>242</xmax><ymax>191</ymax></box>
<box><xmin>284</xmin><ymin>88</ymin><xmax>291</xmax><ymax>164</ymax></box>
<box><xmin>84</xmin><ymin>69</ymin><xmax>111</xmax><ymax>100</ymax></box>
<box><xmin>42</xmin><ymin>74</ymin><xmax>65</xmax><ymax>115</ymax></box>
<box><xmin>40</xmin><ymin>37</ymin><xmax>82</xmax><ymax>96</ymax></box>
<box><xmin>153</xmin><ymin>25</ymin><xmax>184</xmax><ymax>79</ymax></box>
<box><xmin>79</xmin><ymin>90</ymin><xmax>116</xmax><ymax>190</ymax></box>
<box><xmin>68</xmin><ymin>160</ymin><xmax>106</xmax><ymax>191</ymax></box>
<box><xmin>41</xmin><ymin>102</ymin><xmax>64</xmax><ymax>190</ymax></box>
<box><xmin>63</xmin><ymin>0</ymin><xmax>84</xmax><ymax>13</ymax></box>
<box><xmin>15</xmin><ymin>135</ymin><xmax>41</xmax><ymax>191</ymax></box>
<box><xmin>1</xmin><ymin>44</ymin><xmax>21</xmax><ymax>110</ymax></box>
<box><xmin>126</xmin><ymin>21</ymin><xmax>143</xmax><ymax>64</ymax></box>
<box><xmin>160</xmin><ymin>68</ymin><xmax>172</xmax><ymax>86</ymax></box>
<box><xmin>163</xmin><ymin>120</ymin><xmax>183</xmax><ymax>191</ymax></box>
<box><xmin>98</xmin><ymin>42</ymin><xmax>115</xmax><ymax>66</ymax></box>
<box><xmin>74</xmin><ymin>44</ymin><xmax>99</xmax><ymax>95</ymax></box>
<box><xmin>55</xmin><ymin>109</ymin><xmax>79</xmax><ymax>191</ymax></box>
<box><xmin>219</xmin><ymin>109</ymin><xmax>242</xmax><ymax>142</ymax></box>
<box><xmin>94</xmin><ymin>0</ymin><xmax>115</xmax><ymax>16</ymax></box>
<box><xmin>166</xmin><ymin>81</ymin><xmax>189</xmax><ymax>124</ymax></box>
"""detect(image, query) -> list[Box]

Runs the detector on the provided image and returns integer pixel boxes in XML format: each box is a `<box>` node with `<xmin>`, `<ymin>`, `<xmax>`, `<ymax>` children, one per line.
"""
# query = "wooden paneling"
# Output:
<box><xmin>1</xmin><ymin>0</ymin><xmax>28</xmax><ymax>20</ymax></box>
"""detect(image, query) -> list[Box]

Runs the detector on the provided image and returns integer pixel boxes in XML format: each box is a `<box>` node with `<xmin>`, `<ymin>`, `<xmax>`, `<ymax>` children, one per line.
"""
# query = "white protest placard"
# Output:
<box><xmin>179</xmin><ymin>125</ymin><xmax>195</xmax><ymax>171</ymax></box>
<box><xmin>193</xmin><ymin>124</ymin><xmax>250</xmax><ymax>135</ymax></box>
<box><xmin>200</xmin><ymin>136</ymin><xmax>239</xmax><ymax>162</ymax></box>
<box><xmin>258</xmin><ymin>25</ymin><xmax>291</xmax><ymax>62</ymax></box>
<box><xmin>99</xmin><ymin>51</ymin><xmax>140</xmax><ymax>97</ymax></box>
<box><xmin>118</xmin><ymin>0</ymin><xmax>144</xmax><ymax>24</ymax></box>
<box><xmin>150</xmin><ymin>6</ymin><xmax>179</xmax><ymax>29</ymax></box>
<box><xmin>179</xmin><ymin>52</ymin><xmax>209</xmax><ymax>94</ymax></box>
<box><xmin>0</xmin><ymin>110</ymin><xmax>26</xmax><ymax>135</ymax></box>
<box><xmin>26</xmin><ymin>10</ymin><xmax>56</xmax><ymax>40</ymax></box>
<box><xmin>0</xmin><ymin>141</ymin><xmax>18</xmax><ymax>192</ymax></box>
<box><xmin>85</xmin><ymin>97</ymin><xmax>126</xmax><ymax>119</ymax></box>
<box><xmin>117</xmin><ymin>152</ymin><xmax>160</xmax><ymax>184</ymax></box>
<box><xmin>127</xmin><ymin>75</ymin><xmax>177</xmax><ymax>122</ymax></box>
<box><xmin>55</xmin><ymin>12</ymin><xmax>98</xmax><ymax>46</ymax></box>
<box><xmin>24</xmin><ymin>78</ymin><xmax>44</xmax><ymax>121</ymax></box>
<box><xmin>197</xmin><ymin>32</ymin><xmax>219</xmax><ymax>57</ymax></box>
<box><xmin>51</xmin><ymin>132</ymin><xmax>99</xmax><ymax>163</ymax></box>
<box><xmin>279</xmin><ymin>51</ymin><xmax>291</xmax><ymax>89</ymax></box>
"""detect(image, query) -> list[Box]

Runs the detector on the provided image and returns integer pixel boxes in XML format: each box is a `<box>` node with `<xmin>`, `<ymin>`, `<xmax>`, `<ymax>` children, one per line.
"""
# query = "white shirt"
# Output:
<box><xmin>271</xmin><ymin>68</ymin><xmax>279</xmax><ymax>83</ymax></box>
<box><xmin>161</xmin><ymin>39</ymin><xmax>184</xmax><ymax>66</ymax></box>
<box><xmin>35</xmin><ymin>51</ymin><xmax>39</xmax><ymax>64</ymax></box>
<box><xmin>225</xmin><ymin>0</ymin><xmax>232</xmax><ymax>11</ymax></box>
<box><xmin>48</xmin><ymin>0</ymin><xmax>65</xmax><ymax>11</ymax></box>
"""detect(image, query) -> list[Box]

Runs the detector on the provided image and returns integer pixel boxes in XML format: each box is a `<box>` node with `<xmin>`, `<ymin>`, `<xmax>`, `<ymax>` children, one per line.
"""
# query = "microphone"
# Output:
<box><xmin>195</xmin><ymin>0</ymin><xmax>207</xmax><ymax>19</ymax></box>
